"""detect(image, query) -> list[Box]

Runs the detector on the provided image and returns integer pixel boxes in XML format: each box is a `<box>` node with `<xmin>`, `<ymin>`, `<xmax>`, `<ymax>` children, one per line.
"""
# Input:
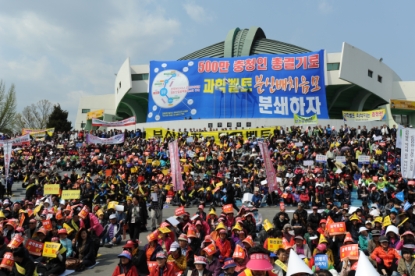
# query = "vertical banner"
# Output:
<box><xmin>4</xmin><ymin>142</ymin><xmax>12</xmax><ymax>181</ymax></box>
<box><xmin>396</xmin><ymin>125</ymin><xmax>404</xmax><ymax>149</ymax></box>
<box><xmin>401</xmin><ymin>128</ymin><xmax>415</xmax><ymax>179</ymax></box>
<box><xmin>258</xmin><ymin>141</ymin><xmax>277</xmax><ymax>193</ymax></box>
<box><xmin>168</xmin><ymin>140</ymin><xmax>183</xmax><ymax>191</ymax></box>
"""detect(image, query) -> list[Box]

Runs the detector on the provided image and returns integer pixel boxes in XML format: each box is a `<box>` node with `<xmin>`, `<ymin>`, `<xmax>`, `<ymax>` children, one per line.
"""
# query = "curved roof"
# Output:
<box><xmin>178</xmin><ymin>26</ymin><xmax>309</xmax><ymax>60</ymax></box>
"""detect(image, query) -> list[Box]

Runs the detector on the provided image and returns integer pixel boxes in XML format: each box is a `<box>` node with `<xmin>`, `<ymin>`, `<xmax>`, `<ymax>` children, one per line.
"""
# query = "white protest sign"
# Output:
<box><xmin>303</xmin><ymin>160</ymin><xmax>314</xmax><ymax>166</ymax></box>
<box><xmin>374</xmin><ymin>136</ymin><xmax>382</xmax><ymax>141</ymax></box>
<box><xmin>295</xmin><ymin>142</ymin><xmax>303</xmax><ymax>147</ymax></box>
<box><xmin>401</xmin><ymin>128</ymin><xmax>415</xmax><ymax>179</ymax></box>
<box><xmin>242</xmin><ymin>193</ymin><xmax>254</xmax><ymax>203</ymax></box>
<box><xmin>358</xmin><ymin>155</ymin><xmax>370</xmax><ymax>164</ymax></box>
<box><xmin>315</xmin><ymin>155</ymin><xmax>327</xmax><ymax>163</ymax></box>
<box><xmin>336</xmin><ymin>156</ymin><xmax>346</xmax><ymax>164</ymax></box>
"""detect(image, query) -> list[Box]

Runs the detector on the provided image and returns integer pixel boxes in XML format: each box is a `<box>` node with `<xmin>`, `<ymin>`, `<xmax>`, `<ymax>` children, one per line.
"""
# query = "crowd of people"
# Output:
<box><xmin>0</xmin><ymin>122</ymin><xmax>411</xmax><ymax>276</ymax></box>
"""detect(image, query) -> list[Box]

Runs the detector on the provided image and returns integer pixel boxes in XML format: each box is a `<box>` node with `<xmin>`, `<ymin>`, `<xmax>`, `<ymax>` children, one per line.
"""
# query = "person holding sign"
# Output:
<box><xmin>37</xmin><ymin>238</ymin><xmax>67</xmax><ymax>276</ymax></box>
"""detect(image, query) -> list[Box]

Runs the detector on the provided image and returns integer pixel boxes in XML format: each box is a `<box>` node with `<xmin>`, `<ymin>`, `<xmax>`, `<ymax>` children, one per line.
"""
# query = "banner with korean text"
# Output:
<box><xmin>293</xmin><ymin>113</ymin><xmax>318</xmax><ymax>124</ymax></box>
<box><xmin>258</xmin><ymin>141</ymin><xmax>277</xmax><ymax>193</ymax></box>
<box><xmin>401</xmin><ymin>128</ymin><xmax>415</xmax><ymax>179</ymax></box>
<box><xmin>145</xmin><ymin>127</ymin><xmax>275</xmax><ymax>142</ymax></box>
<box><xmin>147</xmin><ymin>50</ymin><xmax>328</xmax><ymax>122</ymax></box>
<box><xmin>86</xmin><ymin>133</ymin><xmax>125</xmax><ymax>145</ymax></box>
<box><xmin>22</xmin><ymin>128</ymin><xmax>55</xmax><ymax>138</ymax></box>
<box><xmin>92</xmin><ymin>116</ymin><xmax>136</xmax><ymax>127</ymax></box>
<box><xmin>86</xmin><ymin>109</ymin><xmax>104</xmax><ymax>120</ymax></box>
<box><xmin>168</xmin><ymin>140</ymin><xmax>184</xmax><ymax>191</ymax></box>
<box><xmin>342</xmin><ymin>109</ymin><xmax>386</xmax><ymax>122</ymax></box>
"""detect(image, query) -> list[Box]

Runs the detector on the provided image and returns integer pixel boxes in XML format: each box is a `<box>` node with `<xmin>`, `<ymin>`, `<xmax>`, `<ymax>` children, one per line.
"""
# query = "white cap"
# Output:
<box><xmin>169</xmin><ymin>241</ymin><xmax>180</xmax><ymax>252</ymax></box>
<box><xmin>286</xmin><ymin>249</ymin><xmax>313</xmax><ymax>276</ymax></box>
<box><xmin>109</xmin><ymin>214</ymin><xmax>117</xmax><ymax>220</ymax></box>
<box><xmin>356</xmin><ymin>250</ymin><xmax>379</xmax><ymax>276</ymax></box>
<box><xmin>359</xmin><ymin>227</ymin><xmax>368</xmax><ymax>233</ymax></box>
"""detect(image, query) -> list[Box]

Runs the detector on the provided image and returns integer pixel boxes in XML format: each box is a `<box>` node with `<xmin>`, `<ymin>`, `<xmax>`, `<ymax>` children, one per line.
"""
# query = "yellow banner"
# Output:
<box><xmin>293</xmin><ymin>113</ymin><xmax>318</xmax><ymax>125</ymax></box>
<box><xmin>391</xmin><ymin>99</ymin><xmax>415</xmax><ymax>110</ymax></box>
<box><xmin>61</xmin><ymin>190</ymin><xmax>80</xmax><ymax>200</ymax></box>
<box><xmin>42</xmin><ymin>242</ymin><xmax>61</xmax><ymax>258</ymax></box>
<box><xmin>145</xmin><ymin>127</ymin><xmax>275</xmax><ymax>142</ymax></box>
<box><xmin>87</xmin><ymin>109</ymin><xmax>104</xmax><ymax>120</ymax></box>
<box><xmin>22</xmin><ymin>128</ymin><xmax>55</xmax><ymax>138</ymax></box>
<box><xmin>342</xmin><ymin>109</ymin><xmax>386</xmax><ymax>122</ymax></box>
<box><xmin>43</xmin><ymin>184</ymin><xmax>60</xmax><ymax>195</ymax></box>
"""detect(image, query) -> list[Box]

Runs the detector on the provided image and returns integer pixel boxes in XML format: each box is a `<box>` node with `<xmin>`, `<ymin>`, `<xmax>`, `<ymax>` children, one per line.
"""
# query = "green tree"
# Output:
<box><xmin>47</xmin><ymin>104</ymin><xmax>72</xmax><ymax>132</ymax></box>
<box><xmin>0</xmin><ymin>80</ymin><xmax>17</xmax><ymax>134</ymax></box>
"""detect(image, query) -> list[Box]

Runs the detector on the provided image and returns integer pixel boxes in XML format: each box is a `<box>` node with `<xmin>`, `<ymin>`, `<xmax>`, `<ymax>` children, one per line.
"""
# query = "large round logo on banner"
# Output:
<box><xmin>151</xmin><ymin>70</ymin><xmax>189</xmax><ymax>109</ymax></box>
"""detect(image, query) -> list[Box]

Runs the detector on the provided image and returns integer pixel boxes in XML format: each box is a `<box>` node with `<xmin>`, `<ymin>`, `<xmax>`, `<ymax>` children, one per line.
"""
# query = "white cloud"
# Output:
<box><xmin>183</xmin><ymin>2</ymin><xmax>213</xmax><ymax>23</ymax></box>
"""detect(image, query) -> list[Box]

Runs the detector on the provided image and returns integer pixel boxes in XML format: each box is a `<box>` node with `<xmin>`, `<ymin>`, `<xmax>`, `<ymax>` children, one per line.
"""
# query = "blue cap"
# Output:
<box><xmin>270</xmin><ymin>253</ymin><xmax>277</xmax><ymax>258</ymax></box>
<box><xmin>118</xmin><ymin>250</ymin><xmax>132</xmax><ymax>260</ymax></box>
<box><xmin>222</xmin><ymin>258</ymin><xmax>237</xmax><ymax>269</ymax></box>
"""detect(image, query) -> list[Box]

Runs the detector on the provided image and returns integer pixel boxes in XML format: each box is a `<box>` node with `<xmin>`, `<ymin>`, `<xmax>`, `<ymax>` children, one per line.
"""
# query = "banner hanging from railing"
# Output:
<box><xmin>92</xmin><ymin>116</ymin><xmax>136</xmax><ymax>127</ymax></box>
<box><xmin>147</xmin><ymin>50</ymin><xmax>328</xmax><ymax>122</ymax></box>
<box><xmin>86</xmin><ymin>134</ymin><xmax>125</xmax><ymax>145</ymax></box>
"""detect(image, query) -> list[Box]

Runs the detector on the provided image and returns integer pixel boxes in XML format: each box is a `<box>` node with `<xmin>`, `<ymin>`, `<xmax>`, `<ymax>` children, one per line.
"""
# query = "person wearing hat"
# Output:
<box><xmin>292</xmin><ymin>236</ymin><xmax>311</xmax><ymax>259</ymax></box>
<box><xmin>207</xmin><ymin>209</ymin><xmax>219</xmax><ymax>232</ymax></box>
<box><xmin>219</xmin><ymin>258</ymin><xmax>237</xmax><ymax>276</ymax></box>
<box><xmin>178</xmin><ymin>233</ymin><xmax>195</xmax><ymax>263</ymax></box>
<box><xmin>149</xmin><ymin>251</ymin><xmax>175</xmax><ymax>276</ymax></box>
<box><xmin>397</xmin><ymin>248</ymin><xmax>415</xmax><ymax>276</ymax></box>
<box><xmin>243</xmin><ymin>213</ymin><xmax>256</xmax><ymax>239</ymax></box>
<box><xmin>238</xmin><ymin>246</ymin><xmax>274</xmax><ymax>276</ymax></box>
<box><xmin>168</xmin><ymin>241</ymin><xmax>187</xmax><ymax>272</ymax></box>
<box><xmin>11</xmin><ymin>246</ymin><xmax>36</xmax><ymax>276</ymax></box>
<box><xmin>358</xmin><ymin>226</ymin><xmax>371</xmax><ymax>254</ymax></box>
<box><xmin>368</xmin><ymin>229</ymin><xmax>381</xmax><ymax>257</ymax></box>
<box><xmin>102</xmin><ymin>213</ymin><xmax>122</xmax><ymax>247</ymax></box>
<box><xmin>202</xmin><ymin>244</ymin><xmax>221</xmax><ymax>276</ymax></box>
<box><xmin>371</xmin><ymin>235</ymin><xmax>401</xmax><ymax>276</ymax></box>
<box><xmin>215</xmin><ymin>229</ymin><xmax>231</xmax><ymax>262</ymax></box>
<box><xmin>111</xmin><ymin>250</ymin><xmax>138</xmax><ymax>276</ymax></box>
<box><xmin>58</xmin><ymin>228</ymin><xmax>73</xmax><ymax>257</ymax></box>
<box><xmin>190</xmin><ymin>255</ymin><xmax>212</xmax><ymax>276</ymax></box>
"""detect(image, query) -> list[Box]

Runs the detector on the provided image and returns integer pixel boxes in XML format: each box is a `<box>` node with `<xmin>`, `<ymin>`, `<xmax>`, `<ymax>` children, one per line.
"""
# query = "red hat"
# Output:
<box><xmin>246</xmin><ymin>253</ymin><xmax>273</xmax><ymax>271</ymax></box>
<box><xmin>123</xmin><ymin>240</ymin><xmax>137</xmax><ymax>249</ymax></box>
<box><xmin>51</xmin><ymin>237</ymin><xmax>59</xmax><ymax>242</ymax></box>
<box><xmin>319</xmin><ymin>219</ymin><xmax>327</xmax><ymax>225</ymax></box>
<box><xmin>58</xmin><ymin>229</ymin><xmax>67</xmax><ymax>235</ymax></box>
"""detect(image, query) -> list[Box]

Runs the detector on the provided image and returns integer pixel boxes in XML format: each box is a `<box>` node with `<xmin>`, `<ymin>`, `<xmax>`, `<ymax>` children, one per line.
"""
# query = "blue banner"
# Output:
<box><xmin>147</xmin><ymin>50</ymin><xmax>328</xmax><ymax>122</ymax></box>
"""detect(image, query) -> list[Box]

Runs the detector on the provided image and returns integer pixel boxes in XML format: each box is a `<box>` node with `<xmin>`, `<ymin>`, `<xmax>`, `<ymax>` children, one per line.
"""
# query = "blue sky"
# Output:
<box><xmin>0</xmin><ymin>0</ymin><xmax>414</xmax><ymax>124</ymax></box>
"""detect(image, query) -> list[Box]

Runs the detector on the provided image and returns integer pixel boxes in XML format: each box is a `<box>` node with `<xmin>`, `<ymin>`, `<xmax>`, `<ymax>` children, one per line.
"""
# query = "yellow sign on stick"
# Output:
<box><xmin>61</xmin><ymin>190</ymin><xmax>80</xmax><ymax>200</ymax></box>
<box><xmin>44</xmin><ymin>184</ymin><xmax>60</xmax><ymax>195</ymax></box>
<box><xmin>42</xmin><ymin>242</ymin><xmax>61</xmax><ymax>258</ymax></box>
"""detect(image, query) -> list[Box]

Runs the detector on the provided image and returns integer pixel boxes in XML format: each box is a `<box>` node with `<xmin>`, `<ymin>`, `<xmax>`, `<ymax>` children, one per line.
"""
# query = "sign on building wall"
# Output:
<box><xmin>147</xmin><ymin>50</ymin><xmax>328</xmax><ymax>122</ymax></box>
<box><xmin>391</xmin><ymin>99</ymin><xmax>415</xmax><ymax>110</ymax></box>
<box><xmin>86</xmin><ymin>109</ymin><xmax>104</xmax><ymax>120</ymax></box>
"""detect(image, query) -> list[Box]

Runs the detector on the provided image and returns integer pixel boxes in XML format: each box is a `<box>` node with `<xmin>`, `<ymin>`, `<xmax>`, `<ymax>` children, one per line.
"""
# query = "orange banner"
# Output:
<box><xmin>0</xmin><ymin>252</ymin><xmax>14</xmax><ymax>270</ymax></box>
<box><xmin>340</xmin><ymin>244</ymin><xmax>359</xmax><ymax>261</ymax></box>
<box><xmin>327</xmin><ymin>222</ymin><xmax>346</xmax><ymax>236</ymax></box>
<box><xmin>175</xmin><ymin>206</ymin><xmax>185</xmax><ymax>217</ymax></box>
<box><xmin>8</xmin><ymin>235</ymin><xmax>24</xmax><ymax>249</ymax></box>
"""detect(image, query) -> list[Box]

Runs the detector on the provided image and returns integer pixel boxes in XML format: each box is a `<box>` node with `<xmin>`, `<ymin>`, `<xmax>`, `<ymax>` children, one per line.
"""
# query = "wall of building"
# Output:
<box><xmin>74</xmin><ymin>94</ymin><xmax>116</xmax><ymax>130</ymax></box>
<box><xmin>115</xmin><ymin>58</ymin><xmax>133</xmax><ymax>108</ymax></box>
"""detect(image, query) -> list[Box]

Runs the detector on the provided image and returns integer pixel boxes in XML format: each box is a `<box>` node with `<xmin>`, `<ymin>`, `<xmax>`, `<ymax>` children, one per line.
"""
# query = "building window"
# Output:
<box><xmin>131</xmin><ymin>73</ymin><xmax>149</xmax><ymax>81</ymax></box>
<box><xmin>227</xmin><ymin>122</ymin><xmax>232</xmax><ymax>127</ymax></box>
<box><xmin>393</xmin><ymin>114</ymin><xmax>409</xmax><ymax>125</ymax></box>
<box><xmin>246</xmin><ymin>122</ymin><xmax>251</xmax><ymax>127</ymax></box>
<box><xmin>236</xmin><ymin>122</ymin><xmax>241</xmax><ymax>127</ymax></box>
<box><xmin>208</xmin><ymin>123</ymin><xmax>213</xmax><ymax>128</ymax></box>
<box><xmin>119</xmin><ymin>82</ymin><xmax>121</xmax><ymax>88</ymax></box>
<box><xmin>327</xmin><ymin>63</ymin><xmax>340</xmax><ymax>71</ymax></box>
<box><xmin>217</xmin><ymin>123</ymin><xmax>222</xmax><ymax>127</ymax></box>
<box><xmin>378</xmin><ymin>75</ymin><xmax>383</xmax><ymax>83</ymax></box>
<box><xmin>81</xmin><ymin>109</ymin><xmax>90</xmax><ymax>113</ymax></box>
<box><xmin>368</xmin><ymin>70</ymin><xmax>373</xmax><ymax>78</ymax></box>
